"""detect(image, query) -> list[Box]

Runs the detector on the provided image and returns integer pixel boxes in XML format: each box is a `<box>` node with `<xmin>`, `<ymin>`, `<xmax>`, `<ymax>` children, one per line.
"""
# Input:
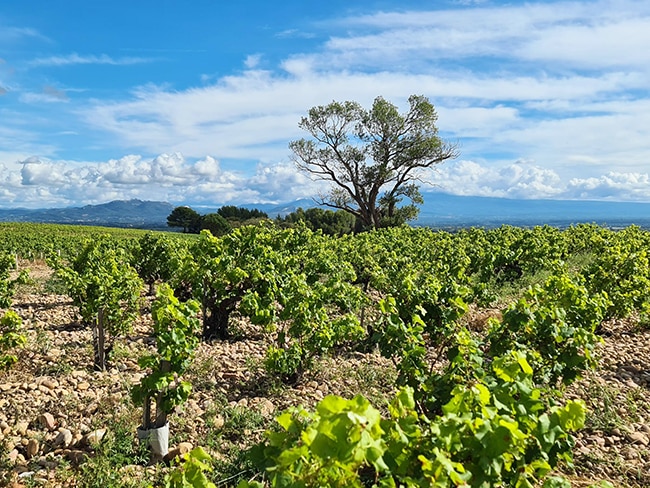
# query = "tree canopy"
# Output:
<box><xmin>167</xmin><ymin>205</ymin><xmax>268</xmax><ymax>234</ymax></box>
<box><xmin>290</xmin><ymin>95</ymin><xmax>458</xmax><ymax>229</ymax></box>
<box><xmin>217</xmin><ymin>205</ymin><xmax>268</xmax><ymax>221</ymax></box>
<box><xmin>277</xmin><ymin>207</ymin><xmax>356</xmax><ymax>236</ymax></box>
<box><xmin>201</xmin><ymin>213</ymin><xmax>232</xmax><ymax>237</ymax></box>
<box><xmin>167</xmin><ymin>206</ymin><xmax>201</xmax><ymax>233</ymax></box>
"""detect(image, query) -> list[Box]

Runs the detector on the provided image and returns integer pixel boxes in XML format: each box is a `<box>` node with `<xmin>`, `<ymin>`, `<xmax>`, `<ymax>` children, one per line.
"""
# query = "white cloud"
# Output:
<box><xmin>20</xmin><ymin>85</ymin><xmax>69</xmax><ymax>103</ymax></box>
<box><xmin>28</xmin><ymin>53</ymin><xmax>153</xmax><ymax>67</ymax></box>
<box><xmin>4</xmin><ymin>0</ymin><xmax>650</xmax><ymax>207</ymax></box>
<box><xmin>2</xmin><ymin>152</ymin><xmax>650</xmax><ymax>208</ymax></box>
<box><xmin>1</xmin><ymin>154</ymin><xmax>322</xmax><ymax>208</ymax></box>
<box><xmin>426</xmin><ymin>159</ymin><xmax>650</xmax><ymax>202</ymax></box>
<box><xmin>332</xmin><ymin>1</ymin><xmax>650</xmax><ymax>70</ymax></box>
<box><xmin>567</xmin><ymin>172</ymin><xmax>650</xmax><ymax>200</ymax></box>
<box><xmin>244</xmin><ymin>54</ymin><xmax>262</xmax><ymax>69</ymax></box>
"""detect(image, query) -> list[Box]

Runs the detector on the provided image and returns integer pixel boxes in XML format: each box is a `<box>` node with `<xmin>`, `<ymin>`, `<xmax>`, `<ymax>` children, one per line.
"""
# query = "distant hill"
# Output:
<box><xmin>416</xmin><ymin>193</ymin><xmax>650</xmax><ymax>229</ymax></box>
<box><xmin>0</xmin><ymin>199</ymin><xmax>175</xmax><ymax>229</ymax></box>
<box><xmin>1</xmin><ymin>194</ymin><xmax>649</xmax><ymax>230</ymax></box>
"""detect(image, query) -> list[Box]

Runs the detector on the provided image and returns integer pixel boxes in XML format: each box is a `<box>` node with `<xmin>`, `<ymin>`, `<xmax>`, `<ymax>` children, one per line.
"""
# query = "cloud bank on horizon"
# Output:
<box><xmin>1</xmin><ymin>0</ymin><xmax>649</xmax><ymax>208</ymax></box>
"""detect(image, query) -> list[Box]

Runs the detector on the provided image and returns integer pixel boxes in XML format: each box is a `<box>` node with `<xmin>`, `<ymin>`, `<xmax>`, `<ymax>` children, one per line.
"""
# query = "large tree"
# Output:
<box><xmin>290</xmin><ymin>95</ymin><xmax>458</xmax><ymax>229</ymax></box>
<box><xmin>167</xmin><ymin>206</ymin><xmax>201</xmax><ymax>233</ymax></box>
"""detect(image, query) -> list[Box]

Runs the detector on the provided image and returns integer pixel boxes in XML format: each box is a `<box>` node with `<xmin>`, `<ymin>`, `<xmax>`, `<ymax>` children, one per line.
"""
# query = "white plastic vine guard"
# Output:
<box><xmin>137</xmin><ymin>422</ymin><xmax>169</xmax><ymax>460</ymax></box>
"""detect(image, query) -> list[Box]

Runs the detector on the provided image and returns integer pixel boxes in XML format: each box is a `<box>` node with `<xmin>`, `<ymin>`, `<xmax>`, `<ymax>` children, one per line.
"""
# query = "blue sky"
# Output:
<box><xmin>1</xmin><ymin>0</ymin><xmax>650</xmax><ymax>208</ymax></box>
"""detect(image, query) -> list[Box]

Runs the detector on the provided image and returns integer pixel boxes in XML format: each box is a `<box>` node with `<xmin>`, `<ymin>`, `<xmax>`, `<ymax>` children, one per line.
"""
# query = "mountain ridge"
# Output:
<box><xmin>1</xmin><ymin>194</ymin><xmax>650</xmax><ymax>230</ymax></box>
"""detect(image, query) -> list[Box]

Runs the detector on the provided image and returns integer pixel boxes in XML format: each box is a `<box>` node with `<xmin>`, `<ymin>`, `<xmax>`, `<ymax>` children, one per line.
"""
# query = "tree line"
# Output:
<box><xmin>168</xmin><ymin>204</ymin><xmax>359</xmax><ymax>237</ymax></box>
<box><xmin>166</xmin><ymin>205</ymin><xmax>268</xmax><ymax>235</ymax></box>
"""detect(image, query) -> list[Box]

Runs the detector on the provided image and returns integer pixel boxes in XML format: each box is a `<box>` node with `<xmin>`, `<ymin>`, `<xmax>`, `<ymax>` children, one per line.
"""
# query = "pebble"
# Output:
<box><xmin>84</xmin><ymin>428</ymin><xmax>107</xmax><ymax>447</ymax></box>
<box><xmin>7</xmin><ymin>448</ymin><xmax>19</xmax><ymax>464</ymax></box>
<box><xmin>628</xmin><ymin>431</ymin><xmax>650</xmax><ymax>446</ymax></box>
<box><xmin>54</xmin><ymin>428</ymin><xmax>73</xmax><ymax>448</ymax></box>
<box><xmin>41</xmin><ymin>379</ymin><xmax>57</xmax><ymax>390</ymax></box>
<box><xmin>26</xmin><ymin>438</ymin><xmax>39</xmax><ymax>458</ymax></box>
<box><xmin>164</xmin><ymin>442</ymin><xmax>193</xmax><ymax>462</ymax></box>
<box><xmin>15</xmin><ymin>422</ymin><xmax>29</xmax><ymax>436</ymax></box>
<box><xmin>38</xmin><ymin>413</ymin><xmax>56</xmax><ymax>431</ymax></box>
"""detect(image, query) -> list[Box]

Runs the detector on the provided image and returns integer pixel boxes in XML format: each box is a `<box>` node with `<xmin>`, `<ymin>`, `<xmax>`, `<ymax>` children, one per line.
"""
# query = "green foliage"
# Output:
<box><xmin>243</xmin><ymin>232</ymin><xmax>608</xmax><ymax>487</ymax></box>
<box><xmin>0</xmin><ymin>310</ymin><xmax>26</xmax><ymax>370</ymax></box>
<box><xmin>217</xmin><ymin>205</ymin><xmax>268</xmax><ymax>221</ymax></box>
<box><xmin>277</xmin><ymin>207</ymin><xmax>356</xmax><ymax>236</ymax></box>
<box><xmin>0</xmin><ymin>222</ymin><xmax>187</xmax><ymax>261</ymax></box>
<box><xmin>168</xmin><ymin>206</ymin><xmax>202</xmax><ymax>233</ymax></box>
<box><xmin>131</xmin><ymin>283</ymin><xmax>201</xmax><ymax>429</ymax></box>
<box><xmin>246</xmin><ymin>394</ymin><xmax>386</xmax><ymax>488</ymax></box>
<box><xmin>201</xmin><ymin>213</ymin><xmax>232</xmax><ymax>237</ymax></box>
<box><xmin>164</xmin><ymin>447</ymin><xmax>216</xmax><ymax>488</ymax></box>
<box><xmin>581</xmin><ymin>226</ymin><xmax>650</xmax><ymax>319</ymax></box>
<box><xmin>51</xmin><ymin>237</ymin><xmax>144</xmax><ymax>370</ymax></box>
<box><xmin>76</xmin><ymin>414</ymin><xmax>152</xmax><ymax>488</ymax></box>
<box><xmin>247</xmin><ymin>354</ymin><xmax>586</xmax><ymax>487</ymax></box>
<box><xmin>0</xmin><ymin>251</ymin><xmax>29</xmax><ymax>308</ymax></box>
<box><xmin>488</xmin><ymin>273</ymin><xmax>606</xmax><ymax>386</ymax></box>
<box><xmin>132</xmin><ymin>233</ymin><xmax>189</xmax><ymax>294</ymax></box>
<box><xmin>290</xmin><ymin>95</ymin><xmax>458</xmax><ymax>229</ymax></box>
<box><xmin>185</xmin><ymin>224</ymin><xmax>365</xmax><ymax>379</ymax></box>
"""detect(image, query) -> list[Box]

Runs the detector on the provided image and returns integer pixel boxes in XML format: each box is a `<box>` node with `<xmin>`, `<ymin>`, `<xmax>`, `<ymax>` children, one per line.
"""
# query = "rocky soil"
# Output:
<box><xmin>1</xmin><ymin>263</ymin><xmax>650</xmax><ymax>487</ymax></box>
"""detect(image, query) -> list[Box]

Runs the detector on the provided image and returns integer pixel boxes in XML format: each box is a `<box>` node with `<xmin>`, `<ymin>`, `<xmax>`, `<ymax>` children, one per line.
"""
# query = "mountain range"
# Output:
<box><xmin>1</xmin><ymin>194</ymin><xmax>649</xmax><ymax>230</ymax></box>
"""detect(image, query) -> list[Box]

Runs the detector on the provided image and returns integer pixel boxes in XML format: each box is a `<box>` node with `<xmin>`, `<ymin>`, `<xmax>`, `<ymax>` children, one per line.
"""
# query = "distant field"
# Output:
<box><xmin>0</xmin><ymin>222</ymin><xmax>195</xmax><ymax>261</ymax></box>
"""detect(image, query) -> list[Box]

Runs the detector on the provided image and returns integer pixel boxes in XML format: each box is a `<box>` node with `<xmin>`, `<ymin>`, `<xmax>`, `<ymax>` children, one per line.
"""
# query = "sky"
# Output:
<box><xmin>1</xmin><ymin>0</ymin><xmax>650</xmax><ymax>209</ymax></box>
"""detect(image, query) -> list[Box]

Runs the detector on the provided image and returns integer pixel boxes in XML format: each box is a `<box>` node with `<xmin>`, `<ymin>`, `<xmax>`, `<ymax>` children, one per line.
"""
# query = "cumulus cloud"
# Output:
<box><xmin>71</xmin><ymin>0</ymin><xmax>650</xmax><ymax>186</ymax></box>
<box><xmin>2</xmin><ymin>152</ymin><xmax>648</xmax><ymax>209</ymax></box>
<box><xmin>2</xmin><ymin>154</ymin><xmax>322</xmax><ymax>208</ymax></box>
<box><xmin>567</xmin><ymin>172</ymin><xmax>650</xmax><ymax>201</ymax></box>
<box><xmin>424</xmin><ymin>159</ymin><xmax>650</xmax><ymax>202</ymax></box>
<box><xmin>425</xmin><ymin>160</ymin><xmax>563</xmax><ymax>199</ymax></box>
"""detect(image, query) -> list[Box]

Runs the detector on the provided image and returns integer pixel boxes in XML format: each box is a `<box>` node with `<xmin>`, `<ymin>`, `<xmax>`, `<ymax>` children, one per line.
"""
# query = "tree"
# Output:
<box><xmin>217</xmin><ymin>205</ymin><xmax>268</xmax><ymax>221</ymax></box>
<box><xmin>201</xmin><ymin>213</ymin><xmax>232</xmax><ymax>236</ymax></box>
<box><xmin>290</xmin><ymin>95</ymin><xmax>458</xmax><ymax>230</ymax></box>
<box><xmin>277</xmin><ymin>207</ymin><xmax>356</xmax><ymax>236</ymax></box>
<box><xmin>167</xmin><ymin>206</ymin><xmax>201</xmax><ymax>233</ymax></box>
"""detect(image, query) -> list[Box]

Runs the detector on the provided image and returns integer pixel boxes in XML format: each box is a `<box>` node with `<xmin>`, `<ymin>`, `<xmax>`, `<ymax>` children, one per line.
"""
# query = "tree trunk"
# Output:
<box><xmin>202</xmin><ymin>297</ymin><xmax>238</xmax><ymax>340</ymax></box>
<box><xmin>154</xmin><ymin>360</ymin><xmax>172</xmax><ymax>428</ymax></box>
<box><xmin>93</xmin><ymin>309</ymin><xmax>106</xmax><ymax>371</ymax></box>
<box><xmin>143</xmin><ymin>393</ymin><xmax>152</xmax><ymax>430</ymax></box>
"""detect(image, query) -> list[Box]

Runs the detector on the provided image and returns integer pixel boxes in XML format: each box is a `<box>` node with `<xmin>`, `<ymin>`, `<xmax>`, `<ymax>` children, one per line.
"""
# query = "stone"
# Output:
<box><xmin>38</xmin><ymin>413</ymin><xmax>56</xmax><ymax>431</ymax></box>
<box><xmin>77</xmin><ymin>382</ymin><xmax>90</xmax><ymax>391</ymax></box>
<box><xmin>26</xmin><ymin>439</ymin><xmax>39</xmax><ymax>459</ymax></box>
<box><xmin>628</xmin><ymin>432</ymin><xmax>650</xmax><ymax>446</ymax></box>
<box><xmin>164</xmin><ymin>442</ymin><xmax>193</xmax><ymax>462</ymax></box>
<box><xmin>257</xmin><ymin>398</ymin><xmax>275</xmax><ymax>417</ymax></box>
<box><xmin>41</xmin><ymin>379</ymin><xmax>56</xmax><ymax>390</ymax></box>
<box><xmin>7</xmin><ymin>448</ymin><xmax>19</xmax><ymax>464</ymax></box>
<box><xmin>54</xmin><ymin>429</ymin><xmax>73</xmax><ymax>448</ymax></box>
<box><xmin>83</xmin><ymin>428</ymin><xmax>107</xmax><ymax>447</ymax></box>
<box><xmin>65</xmin><ymin>449</ymin><xmax>88</xmax><ymax>465</ymax></box>
<box><xmin>210</xmin><ymin>415</ymin><xmax>225</xmax><ymax>431</ymax></box>
<box><xmin>15</xmin><ymin>422</ymin><xmax>29</xmax><ymax>436</ymax></box>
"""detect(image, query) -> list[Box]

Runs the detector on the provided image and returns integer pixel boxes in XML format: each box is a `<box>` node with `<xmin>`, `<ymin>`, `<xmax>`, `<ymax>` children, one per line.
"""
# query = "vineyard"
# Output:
<box><xmin>1</xmin><ymin>222</ymin><xmax>650</xmax><ymax>487</ymax></box>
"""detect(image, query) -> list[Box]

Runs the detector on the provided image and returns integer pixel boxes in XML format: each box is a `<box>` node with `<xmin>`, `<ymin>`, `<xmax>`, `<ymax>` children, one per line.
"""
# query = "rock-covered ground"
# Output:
<box><xmin>1</xmin><ymin>263</ymin><xmax>650</xmax><ymax>487</ymax></box>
